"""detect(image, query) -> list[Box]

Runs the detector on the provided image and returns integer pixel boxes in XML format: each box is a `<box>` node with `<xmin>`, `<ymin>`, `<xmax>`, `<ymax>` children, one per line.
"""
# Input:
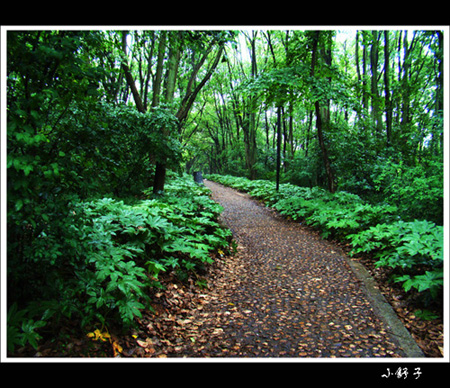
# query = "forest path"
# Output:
<box><xmin>184</xmin><ymin>180</ymin><xmax>410</xmax><ymax>357</ymax></box>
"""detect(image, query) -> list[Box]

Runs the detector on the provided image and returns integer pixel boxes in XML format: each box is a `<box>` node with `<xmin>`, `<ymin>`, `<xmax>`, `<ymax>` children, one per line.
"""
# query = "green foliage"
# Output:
<box><xmin>7</xmin><ymin>174</ymin><xmax>231</xmax><ymax>352</ymax></box>
<box><xmin>372</xmin><ymin>158</ymin><xmax>443</xmax><ymax>225</ymax></box>
<box><xmin>348</xmin><ymin>220</ymin><xmax>443</xmax><ymax>266</ymax></box>
<box><xmin>395</xmin><ymin>270</ymin><xmax>443</xmax><ymax>299</ymax></box>
<box><xmin>6</xmin><ymin>30</ymin><xmax>232</xmax><ymax>353</ymax></box>
<box><xmin>194</xmin><ymin>30</ymin><xmax>443</xmax><ymax>235</ymax></box>
<box><xmin>208</xmin><ymin>174</ymin><xmax>397</xmax><ymax>239</ymax></box>
<box><xmin>73</xmin><ymin>198</ymin><xmax>151</xmax><ymax>327</ymax></box>
<box><xmin>72</xmin><ymin>175</ymin><xmax>231</xmax><ymax>328</ymax></box>
<box><xmin>348</xmin><ymin>220</ymin><xmax>443</xmax><ymax>298</ymax></box>
<box><xmin>7</xmin><ymin>303</ymin><xmax>46</xmax><ymax>353</ymax></box>
<box><xmin>413</xmin><ymin>309</ymin><xmax>440</xmax><ymax>321</ymax></box>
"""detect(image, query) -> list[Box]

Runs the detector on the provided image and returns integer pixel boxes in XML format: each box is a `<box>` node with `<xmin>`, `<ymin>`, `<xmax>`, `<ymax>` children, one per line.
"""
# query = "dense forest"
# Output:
<box><xmin>6</xmin><ymin>28</ymin><xmax>445</xmax><ymax>355</ymax></box>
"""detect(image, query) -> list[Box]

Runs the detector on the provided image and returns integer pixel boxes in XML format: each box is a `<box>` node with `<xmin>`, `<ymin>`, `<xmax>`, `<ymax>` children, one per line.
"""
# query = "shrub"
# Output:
<box><xmin>348</xmin><ymin>220</ymin><xmax>443</xmax><ymax>299</ymax></box>
<box><xmin>7</xmin><ymin>174</ymin><xmax>232</xmax><ymax>353</ymax></box>
<box><xmin>372</xmin><ymin>158</ymin><xmax>443</xmax><ymax>225</ymax></box>
<box><xmin>72</xmin><ymin>175</ymin><xmax>232</xmax><ymax>327</ymax></box>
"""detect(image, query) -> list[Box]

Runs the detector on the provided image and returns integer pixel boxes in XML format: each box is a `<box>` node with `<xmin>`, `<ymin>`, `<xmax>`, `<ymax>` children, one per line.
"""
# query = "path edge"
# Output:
<box><xmin>346</xmin><ymin>258</ymin><xmax>425</xmax><ymax>358</ymax></box>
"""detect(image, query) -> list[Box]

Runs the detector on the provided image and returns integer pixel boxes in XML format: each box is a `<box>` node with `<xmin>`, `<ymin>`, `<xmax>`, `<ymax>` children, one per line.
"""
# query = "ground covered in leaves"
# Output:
<box><xmin>26</xmin><ymin>180</ymin><xmax>441</xmax><ymax>358</ymax></box>
<box><xmin>352</xmin><ymin>254</ymin><xmax>443</xmax><ymax>358</ymax></box>
<box><xmin>172</xmin><ymin>180</ymin><xmax>405</xmax><ymax>358</ymax></box>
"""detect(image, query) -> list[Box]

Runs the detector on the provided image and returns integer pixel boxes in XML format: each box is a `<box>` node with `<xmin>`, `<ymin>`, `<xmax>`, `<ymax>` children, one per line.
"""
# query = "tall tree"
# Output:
<box><xmin>275</xmin><ymin>104</ymin><xmax>282</xmax><ymax>191</ymax></box>
<box><xmin>120</xmin><ymin>30</ymin><xmax>229</xmax><ymax>193</ymax></box>
<box><xmin>370</xmin><ymin>30</ymin><xmax>383</xmax><ymax>135</ymax></box>
<box><xmin>176</xmin><ymin>45</ymin><xmax>224</xmax><ymax>128</ymax></box>
<box><xmin>242</xmin><ymin>30</ymin><xmax>259</xmax><ymax>180</ymax></box>
<box><xmin>384</xmin><ymin>30</ymin><xmax>392</xmax><ymax>145</ymax></box>
<box><xmin>310</xmin><ymin>31</ymin><xmax>336</xmax><ymax>193</ymax></box>
<box><xmin>153</xmin><ymin>31</ymin><xmax>181</xmax><ymax>193</ymax></box>
<box><xmin>121</xmin><ymin>31</ymin><xmax>146</xmax><ymax>114</ymax></box>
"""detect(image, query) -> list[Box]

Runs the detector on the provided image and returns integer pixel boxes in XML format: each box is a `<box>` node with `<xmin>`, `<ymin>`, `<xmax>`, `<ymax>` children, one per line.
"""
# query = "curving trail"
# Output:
<box><xmin>178</xmin><ymin>180</ymin><xmax>412</xmax><ymax>358</ymax></box>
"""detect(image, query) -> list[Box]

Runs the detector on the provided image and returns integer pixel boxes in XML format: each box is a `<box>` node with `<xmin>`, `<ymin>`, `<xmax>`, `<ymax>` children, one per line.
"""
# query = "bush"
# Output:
<box><xmin>372</xmin><ymin>158</ymin><xmax>443</xmax><ymax>225</ymax></box>
<box><xmin>348</xmin><ymin>220</ymin><xmax>443</xmax><ymax>299</ymax></box>
<box><xmin>7</xmin><ymin>174</ymin><xmax>231</xmax><ymax>353</ymax></box>
<box><xmin>71</xmin><ymin>175</ymin><xmax>232</xmax><ymax>328</ymax></box>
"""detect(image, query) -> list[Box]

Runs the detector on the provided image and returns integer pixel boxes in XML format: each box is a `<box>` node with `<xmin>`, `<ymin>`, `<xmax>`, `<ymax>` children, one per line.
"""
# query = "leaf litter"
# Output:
<box><xmin>118</xmin><ymin>180</ymin><xmax>410</xmax><ymax>358</ymax></box>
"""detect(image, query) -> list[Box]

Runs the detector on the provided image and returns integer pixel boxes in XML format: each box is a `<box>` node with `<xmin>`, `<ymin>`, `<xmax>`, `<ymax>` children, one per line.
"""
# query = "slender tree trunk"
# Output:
<box><xmin>265</xmin><ymin>111</ymin><xmax>270</xmax><ymax>149</ymax></box>
<box><xmin>282</xmin><ymin>106</ymin><xmax>287</xmax><ymax>160</ymax></box>
<box><xmin>434</xmin><ymin>30</ymin><xmax>444</xmax><ymax>155</ymax></box>
<box><xmin>315</xmin><ymin>102</ymin><xmax>336</xmax><ymax>193</ymax></box>
<box><xmin>370</xmin><ymin>31</ymin><xmax>383</xmax><ymax>135</ymax></box>
<box><xmin>121</xmin><ymin>31</ymin><xmax>146</xmax><ymax>114</ymax></box>
<box><xmin>401</xmin><ymin>31</ymin><xmax>416</xmax><ymax>133</ymax></box>
<box><xmin>276</xmin><ymin>105</ymin><xmax>282</xmax><ymax>191</ymax></box>
<box><xmin>241</xmin><ymin>31</ymin><xmax>258</xmax><ymax>180</ymax></box>
<box><xmin>435</xmin><ymin>31</ymin><xmax>444</xmax><ymax>116</ymax></box>
<box><xmin>384</xmin><ymin>30</ymin><xmax>392</xmax><ymax>145</ymax></box>
<box><xmin>311</xmin><ymin>31</ymin><xmax>336</xmax><ymax>193</ymax></box>
<box><xmin>305</xmin><ymin>110</ymin><xmax>313</xmax><ymax>158</ymax></box>
<box><xmin>151</xmin><ymin>31</ymin><xmax>166</xmax><ymax>108</ymax></box>
<box><xmin>287</xmin><ymin>99</ymin><xmax>294</xmax><ymax>161</ymax></box>
<box><xmin>153</xmin><ymin>33</ymin><xmax>181</xmax><ymax>194</ymax></box>
<box><xmin>355</xmin><ymin>31</ymin><xmax>361</xmax><ymax>83</ymax></box>
<box><xmin>362</xmin><ymin>31</ymin><xmax>369</xmax><ymax>117</ymax></box>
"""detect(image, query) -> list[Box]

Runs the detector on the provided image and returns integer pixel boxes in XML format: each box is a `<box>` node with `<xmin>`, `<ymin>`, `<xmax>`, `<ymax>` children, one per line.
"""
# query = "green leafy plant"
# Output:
<box><xmin>348</xmin><ymin>220</ymin><xmax>443</xmax><ymax>298</ymax></box>
<box><xmin>395</xmin><ymin>270</ymin><xmax>443</xmax><ymax>299</ymax></box>
<box><xmin>372</xmin><ymin>159</ymin><xmax>443</xmax><ymax>225</ymax></box>
<box><xmin>7</xmin><ymin>173</ymin><xmax>232</xmax><ymax>352</ymax></box>
<box><xmin>414</xmin><ymin>309</ymin><xmax>440</xmax><ymax>321</ymax></box>
<box><xmin>70</xmin><ymin>175</ymin><xmax>231</xmax><ymax>328</ymax></box>
<box><xmin>7</xmin><ymin>303</ymin><xmax>46</xmax><ymax>353</ymax></box>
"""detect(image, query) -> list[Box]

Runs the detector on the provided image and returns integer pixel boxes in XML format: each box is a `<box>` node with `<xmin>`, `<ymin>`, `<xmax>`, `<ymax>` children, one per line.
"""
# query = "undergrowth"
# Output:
<box><xmin>7</xmin><ymin>174</ymin><xmax>232</xmax><ymax>355</ymax></box>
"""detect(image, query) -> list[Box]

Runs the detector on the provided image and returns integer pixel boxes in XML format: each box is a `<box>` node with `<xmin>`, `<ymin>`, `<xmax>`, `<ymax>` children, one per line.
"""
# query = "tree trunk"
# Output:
<box><xmin>355</xmin><ymin>31</ymin><xmax>361</xmax><ymax>83</ymax></box>
<box><xmin>151</xmin><ymin>31</ymin><xmax>166</xmax><ymax>108</ymax></box>
<box><xmin>241</xmin><ymin>31</ymin><xmax>258</xmax><ymax>180</ymax></box>
<box><xmin>370</xmin><ymin>31</ymin><xmax>383</xmax><ymax>135</ymax></box>
<box><xmin>310</xmin><ymin>31</ymin><xmax>336</xmax><ymax>193</ymax></box>
<box><xmin>242</xmin><ymin>111</ymin><xmax>257</xmax><ymax>180</ymax></box>
<box><xmin>121</xmin><ymin>31</ymin><xmax>167</xmax><ymax>193</ymax></box>
<box><xmin>276</xmin><ymin>105</ymin><xmax>282</xmax><ymax>191</ymax></box>
<box><xmin>288</xmin><ymin>100</ymin><xmax>294</xmax><ymax>159</ymax></box>
<box><xmin>384</xmin><ymin>30</ymin><xmax>392</xmax><ymax>145</ymax></box>
<box><xmin>315</xmin><ymin>102</ymin><xmax>336</xmax><ymax>193</ymax></box>
<box><xmin>121</xmin><ymin>31</ymin><xmax>146</xmax><ymax>114</ymax></box>
<box><xmin>153</xmin><ymin>33</ymin><xmax>181</xmax><ymax>194</ymax></box>
<box><xmin>164</xmin><ymin>35</ymin><xmax>181</xmax><ymax>103</ymax></box>
<box><xmin>400</xmin><ymin>31</ymin><xmax>418</xmax><ymax>131</ymax></box>
<box><xmin>361</xmin><ymin>31</ymin><xmax>369</xmax><ymax>117</ymax></box>
<box><xmin>434</xmin><ymin>30</ymin><xmax>444</xmax><ymax>155</ymax></box>
<box><xmin>304</xmin><ymin>110</ymin><xmax>313</xmax><ymax>158</ymax></box>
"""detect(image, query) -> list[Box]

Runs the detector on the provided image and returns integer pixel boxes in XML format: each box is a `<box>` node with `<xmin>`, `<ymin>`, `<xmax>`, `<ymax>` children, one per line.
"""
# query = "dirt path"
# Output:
<box><xmin>180</xmin><ymin>180</ymin><xmax>412</xmax><ymax>357</ymax></box>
